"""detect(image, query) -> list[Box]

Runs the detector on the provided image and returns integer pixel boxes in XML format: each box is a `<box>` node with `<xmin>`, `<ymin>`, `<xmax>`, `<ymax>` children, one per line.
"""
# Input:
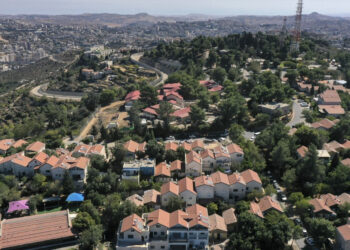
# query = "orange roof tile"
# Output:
<box><xmin>338</xmin><ymin>224</ymin><xmax>350</xmax><ymax>241</ymax></box>
<box><xmin>320</xmin><ymin>193</ymin><xmax>341</xmax><ymax>207</ymax></box>
<box><xmin>241</xmin><ymin>169</ymin><xmax>262</xmax><ymax>184</ymax></box>
<box><xmin>191</xmin><ymin>140</ymin><xmax>205</xmax><ymax>150</ymax></box>
<box><xmin>222</xmin><ymin>208</ymin><xmax>237</xmax><ymax>225</ymax></box>
<box><xmin>226</xmin><ymin>143</ymin><xmax>244</xmax><ymax>155</ymax></box>
<box><xmin>165</xmin><ymin>142</ymin><xmax>178</xmax><ymax>151</ymax></box>
<box><xmin>200</xmin><ymin>149</ymin><xmax>215</xmax><ymax>159</ymax></box>
<box><xmin>143</xmin><ymin>189</ymin><xmax>160</xmax><ymax>205</ymax></box>
<box><xmin>309</xmin><ymin>198</ymin><xmax>334</xmax><ymax>214</ymax></box>
<box><xmin>310</xmin><ymin>119</ymin><xmax>337</xmax><ymax>130</ymax></box>
<box><xmin>258</xmin><ymin>196</ymin><xmax>283</xmax><ymax>214</ymax></box>
<box><xmin>181</xmin><ymin>142</ymin><xmax>192</xmax><ymax>151</ymax></box>
<box><xmin>210</xmin><ymin>171</ymin><xmax>229</xmax><ymax>185</ymax></box>
<box><xmin>170</xmin><ymin>160</ymin><xmax>182</xmax><ymax>172</ymax></box>
<box><xmin>209</xmin><ymin>214</ymin><xmax>227</xmax><ymax>232</ymax></box>
<box><xmin>297</xmin><ymin>145</ymin><xmax>309</xmax><ymax>158</ymax></box>
<box><xmin>250</xmin><ymin>201</ymin><xmax>264</xmax><ymax>218</ymax></box>
<box><xmin>169</xmin><ymin>210</ymin><xmax>188</xmax><ymax>228</ymax></box>
<box><xmin>228</xmin><ymin>172</ymin><xmax>246</xmax><ymax>185</ymax></box>
<box><xmin>33</xmin><ymin>152</ymin><xmax>49</xmax><ymax>164</ymax></box>
<box><xmin>26</xmin><ymin>141</ymin><xmax>45</xmax><ymax>152</ymax></box>
<box><xmin>194</xmin><ymin>175</ymin><xmax>214</xmax><ymax>187</ymax></box>
<box><xmin>185</xmin><ymin>151</ymin><xmax>201</xmax><ymax>164</ymax></box>
<box><xmin>124</xmin><ymin>140</ymin><xmax>146</xmax><ymax>153</ymax></box>
<box><xmin>341</xmin><ymin>158</ymin><xmax>350</xmax><ymax>167</ymax></box>
<box><xmin>45</xmin><ymin>155</ymin><xmax>60</xmax><ymax>167</ymax></box>
<box><xmin>0</xmin><ymin>210</ymin><xmax>75</xmax><ymax>249</ymax></box>
<box><xmin>0</xmin><ymin>139</ymin><xmax>14</xmax><ymax>151</ymax></box>
<box><xmin>155</xmin><ymin>162</ymin><xmax>171</xmax><ymax>177</ymax></box>
<box><xmin>161</xmin><ymin>181</ymin><xmax>179</xmax><ymax>195</ymax></box>
<box><xmin>120</xmin><ymin>213</ymin><xmax>144</xmax><ymax>233</ymax></box>
<box><xmin>178</xmin><ymin>177</ymin><xmax>196</xmax><ymax>195</ymax></box>
<box><xmin>126</xmin><ymin>194</ymin><xmax>144</xmax><ymax>207</ymax></box>
<box><xmin>12</xmin><ymin>139</ymin><xmax>28</xmax><ymax>148</ymax></box>
<box><xmin>147</xmin><ymin>209</ymin><xmax>170</xmax><ymax>228</ymax></box>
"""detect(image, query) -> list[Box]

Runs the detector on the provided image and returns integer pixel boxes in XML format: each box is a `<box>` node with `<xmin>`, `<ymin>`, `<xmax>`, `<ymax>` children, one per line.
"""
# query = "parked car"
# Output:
<box><xmin>302</xmin><ymin>228</ymin><xmax>308</xmax><ymax>237</ymax></box>
<box><xmin>294</xmin><ymin>218</ymin><xmax>302</xmax><ymax>225</ymax></box>
<box><xmin>300</xmin><ymin>102</ymin><xmax>309</xmax><ymax>107</ymax></box>
<box><xmin>166</xmin><ymin>136</ymin><xmax>175</xmax><ymax>141</ymax></box>
<box><xmin>189</xmin><ymin>134</ymin><xmax>196</xmax><ymax>139</ymax></box>
<box><xmin>298</xmin><ymin>99</ymin><xmax>304</xmax><ymax>103</ymax></box>
<box><xmin>254</xmin><ymin>132</ymin><xmax>261</xmax><ymax>136</ymax></box>
<box><xmin>305</xmin><ymin>237</ymin><xmax>315</xmax><ymax>246</ymax></box>
<box><xmin>281</xmin><ymin>194</ymin><xmax>287</xmax><ymax>202</ymax></box>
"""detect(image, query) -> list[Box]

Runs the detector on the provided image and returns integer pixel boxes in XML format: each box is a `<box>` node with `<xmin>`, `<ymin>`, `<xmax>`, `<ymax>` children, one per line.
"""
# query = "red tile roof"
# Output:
<box><xmin>250</xmin><ymin>201</ymin><xmax>264</xmax><ymax>218</ymax></box>
<box><xmin>33</xmin><ymin>152</ymin><xmax>49</xmax><ymax>164</ymax></box>
<box><xmin>178</xmin><ymin>177</ymin><xmax>196</xmax><ymax>195</ymax></box>
<box><xmin>297</xmin><ymin>145</ymin><xmax>309</xmax><ymax>158</ymax></box>
<box><xmin>191</xmin><ymin>140</ymin><xmax>205</xmax><ymax>150</ymax></box>
<box><xmin>125</xmin><ymin>90</ymin><xmax>140</xmax><ymax>102</ymax></box>
<box><xmin>171</xmin><ymin>107</ymin><xmax>191</xmax><ymax>119</ymax></box>
<box><xmin>143</xmin><ymin>107</ymin><xmax>158</xmax><ymax>116</ymax></box>
<box><xmin>120</xmin><ymin>213</ymin><xmax>144</xmax><ymax>233</ymax></box>
<box><xmin>318</xmin><ymin>105</ymin><xmax>345</xmax><ymax>115</ymax></box>
<box><xmin>228</xmin><ymin>172</ymin><xmax>246</xmax><ymax>185</ymax></box>
<box><xmin>163</xmin><ymin>83</ymin><xmax>182</xmax><ymax>89</ymax></box>
<box><xmin>200</xmin><ymin>149</ymin><xmax>215</xmax><ymax>159</ymax></box>
<box><xmin>227</xmin><ymin>143</ymin><xmax>244</xmax><ymax>155</ymax></box>
<box><xmin>310</xmin><ymin>119</ymin><xmax>337</xmax><ymax>130</ymax></box>
<box><xmin>337</xmin><ymin>224</ymin><xmax>350</xmax><ymax>241</ymax></box>
<box><xmin>170</xmin><ymin>160</ymin><xmax>182</xmax><ymax>172</ymax></box>
<box><xmin>0</xmin><ymin>153</ymin><xmax>31</xmax><ymax>167</ymax></box>
<box><xmin>241</xmin><ymin>169</ymin><xmax>262</xmax><ymax>184</ymax></box>
<box><xmin>309</xmin><ymin>198</ymin><xmax>334</xmax><ymax>214</ymax></box>
<box><xmin>155</xmin><ymin>162</ymin><xmax>171</xmax><ymax>177</ymax></box>
<box><xmin>0</xmin><ymin>210</ymin><xmax>75</xmax><ymax>249</ymax></box>
<box><xmin>26</xmin><ymin>141</ymin><xmax>45</xmax><ymax>152</ymax></box>
<box><xmin>258</xmin><ymin>196</ymin><xmax>283</xmax><ymax>214</ymax></box>
<box><xmin>209</xmin><ymin>214</ymin><xmax>227</xmax><ymax>232</ymax></box>
<box><xmin>169</xmin><ymin>210</ymin><xmax>188</xmax><ymax>228</ymax></box>
<box><xmin>165</xmin><ymin>142</ymin><xmax>178</xmax><ymax>151</ymax></box>
<box><xmin>161</xmin><ymin>181</ymin><xmax>179</xmax><ymax>195</ymax></box>
<box><xmin>222</xmin><ymin>208</ymin><xmax>237</xmax><ymax>225</ymax></box>
<box><xmin>341</xmin><ymin>158</ymin><xmax>350</xmax><ymax>167</ymax></box>
<box><xmin>209</xmin><ymin>85</ymin><xmax>223</xmax><ymax>92</ymax></box>
<box><xmin>126</xmin><ymin>194</ymin><xmax>144</xmax><ymax>207</ymax></box>
<box><xmin>143</xmin><ymin>189</ymin><xmax>160</xmax><ymax>205</ymax></box>
<box><xmin>320</xmin><ymin>89</ymin><xmax>341</xmax><ymax>104</ymax></box>
<box><xmin>12</xmin><ymin>139</ymin><xmax>28</xmax><ymax>148</ymax></box>
<box><xmin>185</xmin><ymin>151</ymin><xmax>201</xmax><ymax>164</ymax></box>
<box><xmin>147</xmin><ymin>209</ymin><xmax>170</xmax><ymax>228</ymax></box>
<box><xmin>320</xmin><ymin>193</ymin><xmax>341</xmax><ymax>207</ymax></box>
<box><xmin>0</xmin><ymin>139</ymin><xmax>14</xmax><ymax>151</ymax></box>
<box><xmin>211</xmin><ymin>171</ymin><xmax>229</xmax><ymax>185</ymax></box>
<box><xmin>194</xmin><ymin>175</ymin><xmax>214</xmax><ymax>187</ymax></box>
<box><xmin>124</xmin><ymin>140</ymin><xmax>146</xmax><ymax>153</ymax></box>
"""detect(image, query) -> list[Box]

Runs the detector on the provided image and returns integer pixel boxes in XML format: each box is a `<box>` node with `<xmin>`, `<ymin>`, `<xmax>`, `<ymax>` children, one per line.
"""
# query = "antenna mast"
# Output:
<box><xmin>291</xmin><ymin>0</ymin><xmax>303</xmax><ymax>52</ymax></box>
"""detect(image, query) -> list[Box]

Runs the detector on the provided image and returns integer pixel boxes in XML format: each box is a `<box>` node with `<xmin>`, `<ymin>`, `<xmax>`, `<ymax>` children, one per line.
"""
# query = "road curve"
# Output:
<box><xmin>287</xmin><ymin>99</ymin><xmax>308</xmax><ymax>127</ymax></box>
<box><xmin>30</xmin><ymin>83</ymin><xmax>83</xmax><ymax>102</ymax></box>
<box><xmin>130</xmin><ymin>52</ymin><xmax>168</xmax><ymax>86</ymax></box>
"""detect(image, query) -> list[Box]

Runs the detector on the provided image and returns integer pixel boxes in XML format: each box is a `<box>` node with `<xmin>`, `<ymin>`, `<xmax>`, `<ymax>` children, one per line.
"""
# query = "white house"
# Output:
<box><xmin>227</xmin><ymin>143</ymin><xmax>244</xmax><ymax>164</ymax></box>
<box><xmin>185</xmin><ymin>151</ymin><xmax>202</xmax><ymax>177</ymax></box>
<box><xmin>39</xmin><ymin>155</ymin><xmax>59</xmax><ymax>177</ymax></box>
<box><xmin>228</xmin><ymin>172</ymin><xmax>247</xmax><ymax>201</ymax></box>
<box><xmin>211</xmin><ymin>171</ymin><xmax>230</xmax><ymax>201</ymax></box>
<box><xmin>241</xmin><ymin>169</ymin><xmax>262</xmax><ymax>193</ymax></box>
<box><xmin>178</xmin><ymin>177</ymin><xmax>197</xmax><ymax>207</ymax></box>
<box><xmin>194</xmin><ymin>175</ymin><xmax>215</xmax><ymax>200</ymax></box>
<box><xmin>200</xmin><ymin>150</ymin><xmax>216</xmax><ymax>174</ymax></box>
<box><xmin>160</xmin><ymin>182</ymin><xmax>179</xmax><ymax>207</ymax></box>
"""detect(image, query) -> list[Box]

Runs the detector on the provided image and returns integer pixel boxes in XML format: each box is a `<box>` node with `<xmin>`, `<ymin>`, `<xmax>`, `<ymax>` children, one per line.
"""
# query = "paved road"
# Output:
<box><xmin>130</xmin><ymin>52</ymin><xmax>168</xmax><ymax>86</ymax></box>
<box><xmin>287</xmin><ymin>100</ymin><xmax>308</xmax><ymax>128</ymax></box>
<box><xmin>30</xmin><ymin>83</ymin><xmax>83</xmax><ymax>101</ymax></box>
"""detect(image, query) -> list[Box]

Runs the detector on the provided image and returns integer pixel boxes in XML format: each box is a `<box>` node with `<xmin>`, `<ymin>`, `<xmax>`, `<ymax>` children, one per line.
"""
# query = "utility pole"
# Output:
<box><xmin>280</xmin><ymin>16</ymin><xmax>288</xmax><ymax>43</ymax></box>
<box><xmin>291</xmin><ymin>0</ymin><xmax>303</xmax><ymax>52</ymax></box>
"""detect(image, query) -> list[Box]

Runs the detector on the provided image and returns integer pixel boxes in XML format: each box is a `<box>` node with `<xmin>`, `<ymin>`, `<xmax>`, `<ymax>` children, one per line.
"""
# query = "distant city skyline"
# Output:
<box><xmin>0</xmin><ymin>0</ymin><xmax>349</xmax><ymax>17</ymax></box>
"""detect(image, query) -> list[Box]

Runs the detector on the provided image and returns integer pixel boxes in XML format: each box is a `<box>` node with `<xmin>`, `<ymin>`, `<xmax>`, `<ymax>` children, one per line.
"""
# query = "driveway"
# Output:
<box><xmin>287</xmin><ymin>100</ymin><xmax>308</xmax><ymax>128</ymax></box>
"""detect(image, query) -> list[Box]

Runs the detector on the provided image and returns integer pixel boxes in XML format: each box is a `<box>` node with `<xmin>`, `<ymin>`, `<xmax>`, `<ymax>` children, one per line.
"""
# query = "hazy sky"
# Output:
<box><xmin>0</xmin><ymin>0</ymin><xmax>348</xmax><ymax>16</ymax></box>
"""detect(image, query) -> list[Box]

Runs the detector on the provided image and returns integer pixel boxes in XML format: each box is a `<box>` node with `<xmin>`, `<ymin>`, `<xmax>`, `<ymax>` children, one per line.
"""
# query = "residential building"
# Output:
<box><xmin>154</xmin><ymin>162</ymin><xmax>171</xmax><ymax>183</ymax></box>
<box><xmin>170</xmin><ymin>160</ymin><xmax>182</xmax><ymax>177</ymax></box>
<box><xmin>222</xmin><ymin>208</ymin><xmax>237</xmax><ymax>232</ymax></box>
<box><xmin>211</xmin><ymin>171</ymin><xmax>230</xmax><ymax>201</ymax></box>
<box><xmin>25</xmin><ymin>141</ymin><xmax>45</xmax><ymax>155</ymax></box>
<box><xmin>336</xmin><ymin>224</ymin><xmax>350</xmax><ymax>250</ymax></box>
<box><xmin>200</xmin><ymin>149</ymin><xmax>215</xmax><ymax>173</ymax></box>
<box><xmin>185</xmin><ymin>151</ymin><xmax>202</xmax><ymax>177</ymax></box>
<box><xmin>194</xmin><ymin>175</ymin><xmax>215</xmax><ymax>200</ymax></box>
<box><xmin>160</xmin><ymin>181</ymin><xmax>179</xmax><ymax>207</ymax></box>
<box><xmin>124</xmin><ymin>140</ymin><xmax>146</xmax><ymax>159</ymax></box>
<box><xmin>318</xmin><ymin>89</ymin><xmax>342</xmax><ymax>105</ymax></box>
<box><xmin>228</xmin><ymin>172</ymin><xmax>247</xmax><ymax>201</ymax></box>
<box><xmin>143</xmin><ymin>189</ymin><xmax>160</xmax><ymax>209</ymax></box>
<box><xmin>0</xmin><ymin>139</ymin><xmax>14</xmax><ymax>154</ymax></box>
<box><xmin>126</xmin><ymin>194</ymin><xmax>144</xmax><ymax>207</ymax></box>
<box><xmin>117</xmin><ymin>214</ymin><xmax>149</xmax><ymax>249</ymax></box>
<box><xmin>72</xmin><ymin>143</ymin><xmax>106</xmax><ymax>158</ymax></box>
<box><xmin>309</xmin><ymin>198</ymin><xmax>336</xmax><ymax>218</ymax></box>
<box><xmin>209</xmin><ymin>214</ymin><xmax>227</xmax><ymax>242</ymax></box>
<box><xmin>310</xmin><ymin>118</ymin><xmax>338</xmax><ymax>131</ymax></box>
<box><xmin>226</xmin><ymin>143</ymin><xmax>244</xmax><ymax>164</ymax></box>
<box><xmin>0</xmin><ymin>210</ymin><xmax>76</xmax><ymax>250</ymax></box>
<box><xmin>250</xmin><ymin>196</ymin><xmax>283</xmax><ymax>219</ymax></box>
<box><xmin>0</xmin><ymin>153</ymin><xmax>32</xmax><ymax>177</ymax></box>
<box><xmin>125</xmin><ymin>90</ymin><xmax>141</xmax><ymax>111</ymax></box>
<box><xmin>240</xmin><ymin>169</ymin><xmax>263</xmax><ymax>193</ymax></box>
<box><xmin>178</xmin><ymin>177</ymin><xmax>197</xmax><ymax>207</ymax></box>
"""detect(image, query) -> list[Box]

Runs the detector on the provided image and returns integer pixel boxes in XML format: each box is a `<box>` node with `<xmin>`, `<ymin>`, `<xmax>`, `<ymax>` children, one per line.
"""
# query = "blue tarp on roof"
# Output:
<box><xmin>66</xmin><ymin>193</ymin><xmax>84</xmax><ymax>202</ymax></box>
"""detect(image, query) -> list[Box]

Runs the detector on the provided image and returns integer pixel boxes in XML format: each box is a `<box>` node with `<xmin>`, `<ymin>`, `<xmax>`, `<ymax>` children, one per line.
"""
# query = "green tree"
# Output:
<box><xmin>79</xmin><ymin>224</ymin><xmax>103</xmax><ymax>250</ymax></box>
<box><xmin>62</xmin><ymin>171</ymin><xmax>75</xmax><ymax>195</ymax></box>
<box><xmin>73</xmin><ymin>212</ymin><xmax>96</xmax><ymax>232</ymax></box>
<box><xmin>189</xmin><ymin>104</ymin><xmax>206</xmax><ymax>128</ymax></box>
<box><xmin>166</xmin><ymin>196</ymin><xmax>185</xmax><ymax>212</ymax></box>
<box><xmin>80</xmin><ymin>200</ymin><xmax>101</xmax><ymax>224</ymax></box>
<box><xmin>229</xmin><ymin>123</ymin><xmax>244</xmax><ymax>143</ymax></box>
<box><xmin>140</xmin><ymin>85</ymin><xmax>158</xmax><ymax>107</ymax></box>
<box><xmin>145</xmin><ymin>139</ymin><xmax>165</xmax><ymax>163</ymax></box>
<box><xmin>271</xmin><ymin>139</ymin><xmax>295</xmax><ymax>176</ymax></box>
<box><xmin>157</xmin><ymin>102</ymin><xmax>174</xmax><ymax>131</ymax></box>
<box><xmin>241</xmin><ymin>141</ymin><xmax>266</xmax><ymax>172</ymax></box>
<box><xmin>289</xmin><ymin>192</ymin><xmax>304</xmax><ymax>205</ymax></box>
<box><xmin>307</xmin><ymin>218</ymin><xmax>335</xmax><ymax>247</ymax></box>
<box><xmin>207</xmin><ymin>202</ymin><xmax>218</xmax><ymax>215</ymax></box>
<box><xmin>213</xmin><ymin>67</ymin><xmax>227</xmax><ymax>84</ymax></box>
<box><xmin>99</xmin><ymin>89</ymin><xmax>116</xmax><ymax>106</ymax></box>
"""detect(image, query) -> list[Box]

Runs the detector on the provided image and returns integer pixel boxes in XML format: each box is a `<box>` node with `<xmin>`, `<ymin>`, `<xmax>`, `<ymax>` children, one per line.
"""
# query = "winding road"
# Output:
<box><xmin>130</xmin><ymin>52</ymin><xmax>168</xmax><ymax>86</ymax></box>
<box><xmin>287</xmin><ymin>99</ymin><xmax>308</xmax><ymax>127</ymax></box>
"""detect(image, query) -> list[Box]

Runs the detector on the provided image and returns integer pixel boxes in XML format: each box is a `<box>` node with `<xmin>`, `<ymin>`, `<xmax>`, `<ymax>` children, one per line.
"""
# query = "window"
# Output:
<box><xmin>161</xmin><ymin>246</ymin><xmax>165</xmax><ymax>249</ymax></box>
<box><xmin>189</xmin><ymin>197</ymin><xmax>192</xmax><ymax>200</ymax></box>
<box><xmin>233</xmin><ymin>189</ymin><xmax>238</xmax><ymax>192</ymax></box>
<box><xmin>131</xmin><ymin>229</ymin><xmax>134</xmax><ymax>232</ymax></box>
<box><xmin>127</xmin><ymin>235</ymin><xmax>134</xmax><ymax>239</ymax></box>
<box><xmin>150</xmin><ymin>246</ymin><xmax>155</xmax><ymax>249</ymax></box>
<box><xmin>156</xmin><ymin>225</ymin><xmax>160</xmax><ymax>228</ymax></box>
<box><xmin>154</xmin><ymin>232</ymin><xmax>157</xmax><ymax>235</ymax></box>
<box><xmin>161</xmin><ymin>232</ymin><xmax>165</xmax><ymax>235</ymax></box>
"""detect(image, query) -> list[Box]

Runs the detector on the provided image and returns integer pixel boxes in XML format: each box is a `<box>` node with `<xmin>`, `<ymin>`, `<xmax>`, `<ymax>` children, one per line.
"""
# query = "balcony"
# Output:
<box><xmin>169</xmin><ymin>236</ymin><xmax>188</xmax><ymax>242</ymax></box>
<box><xmin>149</xmin><ymin>235</ymin><xmax>167</xmax><ymax>241</ymax></box>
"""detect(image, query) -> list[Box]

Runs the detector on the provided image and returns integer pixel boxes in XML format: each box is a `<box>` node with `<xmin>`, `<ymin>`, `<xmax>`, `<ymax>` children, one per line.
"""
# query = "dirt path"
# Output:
<box><xmin>76</xmin><ymin>100</ymin><xmax>125</xmax><ymax>141</ymax></box>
